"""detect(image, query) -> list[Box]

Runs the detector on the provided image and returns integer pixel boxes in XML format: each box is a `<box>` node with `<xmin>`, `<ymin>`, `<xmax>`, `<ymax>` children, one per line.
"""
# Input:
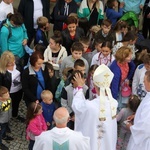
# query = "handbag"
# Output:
<box><xmin>121</xmin><ymin>82</ymin><xmax>132</xmax><ymax>97</ymax></box>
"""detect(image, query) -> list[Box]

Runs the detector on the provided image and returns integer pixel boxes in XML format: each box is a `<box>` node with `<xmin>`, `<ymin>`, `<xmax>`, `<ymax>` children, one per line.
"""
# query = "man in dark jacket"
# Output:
<box><xmin>18</xmin><ymin>0</ymin><xmax>50</xmax><ymax>46</ymax></box>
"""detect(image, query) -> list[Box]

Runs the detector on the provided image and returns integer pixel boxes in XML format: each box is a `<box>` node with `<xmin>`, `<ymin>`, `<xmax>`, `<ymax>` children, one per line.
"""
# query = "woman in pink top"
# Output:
<box><xmin>26</xmin><ymin>101</ymin><xmax>47</xmax><ymax>150</ymax></box>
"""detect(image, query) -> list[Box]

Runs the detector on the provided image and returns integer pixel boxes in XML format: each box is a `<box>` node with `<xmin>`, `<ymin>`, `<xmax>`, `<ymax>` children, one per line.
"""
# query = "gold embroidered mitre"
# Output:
<box><xmin>93</xmin><ymin>64</ymin><xmax>117</xmax><ymax>120</ymax></box>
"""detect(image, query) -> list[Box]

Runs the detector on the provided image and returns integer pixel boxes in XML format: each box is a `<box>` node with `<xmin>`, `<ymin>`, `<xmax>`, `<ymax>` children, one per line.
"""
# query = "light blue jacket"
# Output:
<box><xmin>0</xmin><ymin>19</ymin><xmax>28</xmax><ymax>57</ymax></box>
<box><xmin>119</xmin><ymin>0</ymin><xmax>146</xmax><ymax>14</ymax></box>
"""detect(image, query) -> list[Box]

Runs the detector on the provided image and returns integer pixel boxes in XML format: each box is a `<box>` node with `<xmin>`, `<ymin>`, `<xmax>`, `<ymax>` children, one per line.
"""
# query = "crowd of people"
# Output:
<box><xmin>0</xmin><ymin>0</ymin><xmax>150</xmax><ymax>150</ymax></box>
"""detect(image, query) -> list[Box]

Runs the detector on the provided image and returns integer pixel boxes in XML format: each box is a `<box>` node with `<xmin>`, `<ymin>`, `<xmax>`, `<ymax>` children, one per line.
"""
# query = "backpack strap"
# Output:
<box><xmin>3</xmin><ymin>23</ymin><xmax>12</xmax><ymax>38</ymax></box>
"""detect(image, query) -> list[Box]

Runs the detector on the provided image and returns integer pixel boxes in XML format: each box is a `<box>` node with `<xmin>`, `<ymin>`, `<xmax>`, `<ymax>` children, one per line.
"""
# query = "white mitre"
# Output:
<box><xmin>93</xmin><ymin>64</ymin><xmax>117</xmax><ymax>121</ymax></box>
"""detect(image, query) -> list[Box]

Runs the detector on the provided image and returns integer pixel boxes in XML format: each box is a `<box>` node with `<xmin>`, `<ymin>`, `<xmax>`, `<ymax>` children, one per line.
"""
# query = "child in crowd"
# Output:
<box><xmin>64</xmin><ymin>59</ymin><xmax>87</xmax><ymax>86</ymax></box>
<box><xmin>44</xmin><ymin>30</ymin><xmax>67</xmax><ymax>78</ymax></box>
<box><xmin>79</xmin><ymin>36</ymin><xmax>93</xmax><ymax>65</ymax></box>
<box><xmin>95</xmin><ymin>19</ymin><xmax>115</xmax><ymax>44</ymax></box>
<box><xmin>26</xmin><ymin>101</ymin><xmax>47</xmax><ymax>150</ymax></box>
<box><xmin>41</xmin><ymin>90</ymin><xmax>56</xmax><ymax>129</ymax></box>
<box><xmin>91</xmin><ymin>41</ymin><xmax>115</xmax><ymax>66</ymax></box>
<box><xmin>87</xmin><ymin>65</ymin><xmax>98</xmax><ymax>100</ymax></box>
<box><xmin>112</xmin><ymin>31</ymin><xmax>138</xmax><ymax>59</ymax></box>
<box><xmin>62</xmin><ymin>16</ymin><xmax>85</xmax><ymax>55</ymax></box>
<box><xmin>113</xmin><ymin>20</ymin><xmax>128</xmax><ymax>42</ymax></box>
<box><xmin>60</xmin><ymin>42</ymin><xmax>89</xmax><ymax>76</ymax></box>
<box><xmin>0</xmin><ymin>86</ymin><xmax>13</xmax><ymax>150</ymax></box>
<box><xmin>106</xmin><ymin>0</ymin><xmax>124</xmax><ymax>27</ymax></box>
<box><xmin>34</xmin><ymin>16</ymin><xmax>49</xmax><ymax>47</ymax></box>
<box><xmin>61</xmin><ymin>70</ymin><xmax>89</xmax><ymax>130</ymax></box>
<box><xmin>87</xmin><ymin>25</ymin><xmax>101</xmax><ymax>50</ymax></box>
<box><xmin>116</xmin><ymin>95</ymin><xmax>141</xmax><ymax>150</ymax></box>
<box><xmin>55</xmin><ymin>67</ymin><xmax>72</xmax><ymax>105</ymax></box>
<box><xmin>132</xmin><ymin>51</ymin><xmax>150</xmax><ymax>100</ymax></box>
<box><xmin>45</xmin><ymin>63</ymin><xmax>60</xmax><ymax>104</ymax></box>
<box><xmin>93</xmin><ymin>38</ymin><xmax>103</xmax><ymax>54</ymax></box>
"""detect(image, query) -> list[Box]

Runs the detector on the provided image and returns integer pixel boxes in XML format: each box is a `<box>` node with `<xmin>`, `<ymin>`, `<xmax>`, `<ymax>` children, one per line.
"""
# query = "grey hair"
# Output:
<box><xmin>53</xmin><ymin>111</ymin><xmax>70</xmax><ymax>125</ymax></box>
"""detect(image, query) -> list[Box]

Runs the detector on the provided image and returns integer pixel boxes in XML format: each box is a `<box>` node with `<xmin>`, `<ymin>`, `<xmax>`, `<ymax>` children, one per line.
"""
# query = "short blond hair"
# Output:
<box><xmin>115</xmin><ymin>46</ymin><xmax>132</xmax><ymax>63</ymax></box>
<box><xmin>0</xmin><ymin>51</ymin><xmax>15</xmax><ymax>74</ymax></box>
<box><xmin>41</xmin><ymin>90</ymin><xmax>53</xmax><ymax>100</ymax></box>
<box><xmin>37</xmin><ymin>16</ymin><xmax>48</xmax><ymax>28</ymax></box>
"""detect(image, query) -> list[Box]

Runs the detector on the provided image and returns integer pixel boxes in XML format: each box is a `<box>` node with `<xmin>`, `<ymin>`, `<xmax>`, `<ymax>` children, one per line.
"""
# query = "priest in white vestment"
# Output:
<box><xmin>72</xmin><ymin>64</ymin><xmax>118</xmax><ymax>150</ymax></box>
<box><xmin>33</xmin><ymin>107</ymin><xmax>90</xmax><ymax>150</ymax></box>
<box><xmin>127</xmin><ymin>71</ymin><xmax>150</xmax><ymax>150</ymax></box>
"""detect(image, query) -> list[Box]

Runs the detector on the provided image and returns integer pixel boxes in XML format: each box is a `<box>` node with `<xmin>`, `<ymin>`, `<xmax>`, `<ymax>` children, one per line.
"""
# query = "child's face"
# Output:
<box><xmin>81</xmin><ymin>43</ymin><xmax>89</xmax><ymax>53</ymax></box>
<box><xmin>144</xmin><ymin>64</ymin><xmax>150</xmax><ymax>71</ymax></box>
<box><xmin>72</xmin><ymin>50</ymin><xmax>82</xmax><ymax>60</ymax></box>
<box><xmin>0</xmin><ymin>92</ymin><xmax>10</xmax><ymax>101</ymax></box>
<box><xmin>144</xmin><ymin>75</ymin><xmax>150</xmax><ymax>92</ymax></box>
<box><xmin>95</xmin><ymin>43</ymin><xmax>102</xmax><ymax>52</ymax></box>
<box><xmin>113</xmin><ymin>1</ymin><xmax>118</xmax><ymax>8</ymax></box>
<box><xmin>101</xmin><ymin>47</ymin><xmax>111</xmax><ymax>57</ymax></box>
<box><xmin>49</xmin><ymin>38</ymin><xmax>57</xmax><ymax>49</ymax></box>
<box><xmin>74</xmin><ymin>65</ymin><xmax>86</xmax><ymax>75</ymax></box>
<box><xmin>43</xmin><ymin>93</ymin><xmax>53</xmax><ymax>105</ymax></box>
<box><xmin>48</xmin><ymin>69</ymin><xmax>54</xmax><ymax>78</ymax></box>
<box><xmin>62</xmin><ymin>75</ymin><xmax>67</xmax><ymax>81</ymax></box>
<box><xmin>90</xmin><ymin>70</ymin><xmax>95</xmax><ymax>79</ymax></box>
<box><xmin>101</xmin><ymin>25</ymin><xmax>111</xmax><ymax>34</ymax></box>
<box><xmin>67</xmin><ymin>23</ymin><xmax>77</xmax><ymax>33</ymax></box>
<box><xmin>37</xmin><ymin>107</ymin><xmax>43</xmax><ymax>115</ymax></box>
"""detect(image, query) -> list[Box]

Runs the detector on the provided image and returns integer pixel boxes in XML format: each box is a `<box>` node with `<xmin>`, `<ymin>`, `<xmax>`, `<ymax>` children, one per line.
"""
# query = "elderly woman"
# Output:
<box><xmin>78</xmin><ymin>0</ymin><xmax>104</xmax><ymax>28</ymax></box>
<box><xmin>0</xmin><ymin>51</ymin><xmax>23</xmax><ymax>121</ymax></box>
<box><xmin>110</xmin><ymin>46</ymin><xmax>136</xmax><ymax>110</ymax></box>
<box><xmin>22</xmin><ymin>51</ymin><xmax>51</xmax><ymax>107</ymax></box>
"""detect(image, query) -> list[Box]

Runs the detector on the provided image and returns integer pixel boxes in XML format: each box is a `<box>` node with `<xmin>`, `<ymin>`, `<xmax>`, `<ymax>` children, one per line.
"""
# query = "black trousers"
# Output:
<box><xmin>142</xmin><ymin>7</ymin><xmax>150</xmax><ymax>38</ymax></box>
<box><xmin>10</xmin><ymin>89</ymin><xmax>23</xmax><ymax>117</ymax></box>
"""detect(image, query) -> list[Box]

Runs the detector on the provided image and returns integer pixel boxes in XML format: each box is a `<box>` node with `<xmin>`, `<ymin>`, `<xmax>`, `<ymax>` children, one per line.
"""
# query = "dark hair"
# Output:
<box><xmin>128</xmin><ymin>95</ymin><xmax>141</xmax><ymax>112</ymax></box>
<box><xmin>44</xmin><ymin>62</ymin><xmax>54</xmax><ymax>71</ymax></box>
<box><xmin>107</xmin><ymin>0</ymin><xmax>116</xmax><ymax>8</ymax></box>
<box><xmin>79</xmin><ymin>36</ymin><xmax>90</xmax><ymax>45</ymax></box>
<box><xmin>34</xmin><ymin>44</ymin><xmax>46</xmax><ymax>56</ymax></box>
<box><xmin>8</xmin><ymin>13</ymin><xmax>23</xmax><ymax>26</ymax></box>
<box><xmin>71</xmin><ymin>42</ymin><xmax>84</xmax><ymax>52</ymax></box>
<box><xmin>74</xmin><ymin>59</ymin><xmax>85</xmax><ymax>68</ymax></box>
<box><xmin>122</xmin><ymin>31</ymin><xmax>137</xmax><ymax>42</ymax></box>
<box><xmin>30</xmin><ymin>51</ymin><xmax>44</xmax><ymax>66</ymax></box>
<box><xmin>26</xmin><ymin>102</ymin><xmax>42</xmax><ymax>125</ymax></box>
<box><xmin>94</xmin><ymin>38</ymin><xmax>104</xmax><ymax>46</ymax></box>
<box><xmin>71</xmin><ymin>70</ymin><xmax>84</xmax><ymax>81</ymax></box>
<box><xmin>89</xmin><ymin>64</ymin><xmax>98</xmax><ymax>73</ymax></box>
<box><xmin>51</xmin><ymin>30</ymin><xmax>62</xmax><ymax>45</ymax></box>
<box><xmin>101</xmin><ymin>41</ymin><xmax>112</xmax><ymax>49</ymax></box>
<box><xmin>78</xmin><ymin>18</ymin><xmax>89</xmax><ymax>35</ymax></box>
<box><xmin>101</xmin><ymin>19</ymin><xmax>112</xmax><ymax>27</ymax></box>
<box><xmin>113</xmin><ymin>20</ymin><xmax>128</xmax><ymax>31</ymax></box>
<box><xmin>0</xmin><ymin>86</ymin><xmax>8</xmax><ymax>97</ymax></box>
<box><xmin>66</xmin><ymin>16</ymin><xmax>78</xmax><ymax>25</ymax></box>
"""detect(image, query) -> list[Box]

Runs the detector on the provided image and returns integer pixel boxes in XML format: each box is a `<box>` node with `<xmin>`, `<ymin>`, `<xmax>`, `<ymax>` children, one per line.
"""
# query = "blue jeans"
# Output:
<box><xmin>0</xmin><ymin>123</ymin><xmax>7</xmax><ymax>145</ymax></box>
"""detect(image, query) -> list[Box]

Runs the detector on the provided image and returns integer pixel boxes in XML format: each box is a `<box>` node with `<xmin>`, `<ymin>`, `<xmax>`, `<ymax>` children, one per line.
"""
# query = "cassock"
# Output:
<box><xmin>72</xmin><ymin>89</ymin><xmax>118</xmax><ymax>150</ymax></box>
<box><xmin>33</xmin><ymin>127</ymin><xmax>90</xmax><ymax>150</ymax></box>
<box><xmin>127</xmin><ymin>92</ymin><xmax>150</xmax><ymax>150</ymax></box>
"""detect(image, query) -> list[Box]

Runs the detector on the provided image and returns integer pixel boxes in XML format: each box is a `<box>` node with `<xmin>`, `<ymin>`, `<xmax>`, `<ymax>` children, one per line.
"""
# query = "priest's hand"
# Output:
<box><xmin>73</xmin><ymin>73</ymin><xmax>85</xmax><ymax>88</ymax></box>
